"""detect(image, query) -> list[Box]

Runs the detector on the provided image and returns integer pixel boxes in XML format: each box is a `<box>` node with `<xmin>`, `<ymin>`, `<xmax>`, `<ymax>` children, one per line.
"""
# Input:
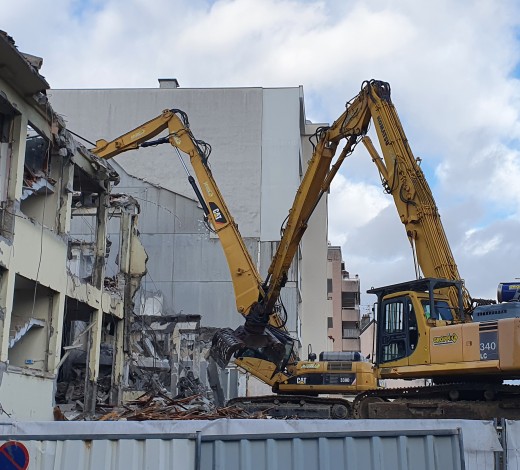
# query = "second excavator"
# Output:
<box><xmin>212</xmin><ymin>80</ymin><xmax>520</xmax><ymax>420</ymax></box>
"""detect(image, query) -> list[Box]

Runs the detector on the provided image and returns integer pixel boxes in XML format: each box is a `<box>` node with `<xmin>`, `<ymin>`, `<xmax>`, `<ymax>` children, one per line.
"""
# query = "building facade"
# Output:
<box><xmin>0</xmin><ymin>31</ymin><xmax>147</xmax><ymax>420</ymax></box>
<box><xmin>326</xmin><ymin>246</ymin><xmax>361</xmax><ymax>353</ymax></box>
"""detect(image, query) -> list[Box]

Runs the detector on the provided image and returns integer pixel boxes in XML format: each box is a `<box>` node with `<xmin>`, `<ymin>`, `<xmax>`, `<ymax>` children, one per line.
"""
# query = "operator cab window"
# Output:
<box><xmin>384</xmin><ymin>301</ymin><xmax>404</xmax><ymax>333</ymax></box>
<box><xmin>408</xmin><ymin>301</ymin><xmax>418</xmax><ymax>350</ymax></box>
<box><xmin>422</xmin><ymin>300</ymin><xmax>453</xmax><ymax>321</ymax></box>
<box><xmin>379</xmin><ymin>298</ymin><xmax>419</xmax><ymax>363</ymax></box>
<box><xmin>381</xmin><ymin>300</ymin><xmax>406</xmax><ymax>362</ymax></box>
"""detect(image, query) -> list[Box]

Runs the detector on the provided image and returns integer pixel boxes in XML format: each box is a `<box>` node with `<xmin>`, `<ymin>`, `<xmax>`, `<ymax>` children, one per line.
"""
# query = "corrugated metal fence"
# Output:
<box><xmin>506</xmin><ymin>420</ymin><xmax>520</xmax><ymax>469</ymax></box>
<box><xmin>0</xmin><ymin>419</ymin><xmax>504</xmax><ymax>470</ymax></box>
<box><xmin>200</xmin><ymin>430</ymin><xmax>465</xmax><ymax>470</ymax></box>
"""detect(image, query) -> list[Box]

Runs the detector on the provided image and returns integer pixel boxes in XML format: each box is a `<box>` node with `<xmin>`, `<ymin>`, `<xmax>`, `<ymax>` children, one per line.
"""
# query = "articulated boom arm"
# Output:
<box><xmin>361</xmin><ymin>82</ymin><xmax>472</xmax><ymax>314</ymax></box>
<box><xmin>263</xmin><ymin>80</ymin><xmax>471</xmax><ymax>323</ymax></box>
<box><xmin>262</xmin><ymin>91</ymin><xmax>372</xmax><ymax>315</ymax></box>
<box><xmin>91</xmin><ymin>109</ymin><xmax>264</xmax><ymax>318</ymax></box>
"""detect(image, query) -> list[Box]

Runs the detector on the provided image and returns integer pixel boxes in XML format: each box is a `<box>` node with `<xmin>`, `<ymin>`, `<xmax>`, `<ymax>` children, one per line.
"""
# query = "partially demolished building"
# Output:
<box><xmin>0</xmin><ymin>31</ymin><xmax>147</xmax><ymax>420</ymax></box>
<box><xmin>0</xmin><ymin>29</ymin><xmax>331</xmax><ymax>420</ymax></box>
<box><xmin>50</xmin><ymin>83</ymin><xmax>331</xmax><ymax>401</ymax></box>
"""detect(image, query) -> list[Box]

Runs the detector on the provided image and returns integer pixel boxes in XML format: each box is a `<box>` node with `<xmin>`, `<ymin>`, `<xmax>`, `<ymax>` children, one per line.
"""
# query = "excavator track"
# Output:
<box><xmin>227</xmin><ymin>395</ymin><xmax>352</xmax><ymax>419</ymax></box>
<box><xmin>352</xmin><ymin>383</ymin><xmax>520</xmax><ymax>420</ymax></box>
<box><xmin>228</xmin><ymin>384</ymin><xmax>520</xmax><ymax>420</ymax></box>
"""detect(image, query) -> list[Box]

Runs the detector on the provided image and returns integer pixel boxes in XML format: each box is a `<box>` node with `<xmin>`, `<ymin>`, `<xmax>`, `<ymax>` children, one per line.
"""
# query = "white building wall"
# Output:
<box><xmin>300</xmin><ymin>123</ymin><xmax>329</xmax><ymax>355</ymax></box>
<box><xmin>50</xmin><ymin>87</ymin><xmax>263</xmax><ymax>238</ymax></box>
<box><xmin>260</xmin><ymin>87</ymin><xmax>302</xmax><ymax>241</ymax></box>
<box><xmin>51</xmin><ymin>85</ymin><xmax>330</xmax><ymax>376</ymax></box>
<box><xmin>0</xmin><ymin>371</ymin><xmax>55</xmax><ymax>420</ymax></box>
<box><xmin>51</xmin><ymin>86</ymin><xmax>327</xmax><ymax>318</ymax></box>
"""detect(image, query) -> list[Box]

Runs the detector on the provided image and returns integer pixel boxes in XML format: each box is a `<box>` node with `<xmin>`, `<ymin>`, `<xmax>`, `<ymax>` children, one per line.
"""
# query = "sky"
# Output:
<box><xmin>4</xmin><ymin>0</ymin><xmax>520</xmax><ymax>310</ymax></box>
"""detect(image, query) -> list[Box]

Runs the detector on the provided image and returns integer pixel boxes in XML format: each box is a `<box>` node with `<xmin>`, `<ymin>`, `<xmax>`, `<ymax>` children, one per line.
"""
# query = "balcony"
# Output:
<box><xmin>342</xmin><ymin>338</ymin><xmax>361</xmax><ymax>352</ymax></box>
<box><xmin>342</xmin><ymin>328</ymin><xmax>361</xmax><ymax>339</ymax></box>
<box><xmin>341</xmin><ymin>308</ymin><xmax>360</xmax><ymax>322</ymax></box>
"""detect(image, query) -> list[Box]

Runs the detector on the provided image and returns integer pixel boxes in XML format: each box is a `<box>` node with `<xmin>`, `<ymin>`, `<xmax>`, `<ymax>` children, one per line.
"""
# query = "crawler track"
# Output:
<box><xmin>227</xmin><ymin>395</ymin><xmax>352</xmax><ymax>419</ymax></box>
<box><xmin>352</xmin><ymin>383</ymin><xmax>520</xmax><ymax>419</ymax></box>
<box><xmin>227</xmin><ymin>384</ymin><xmax>520</xmax><ymax>420</ymax></box>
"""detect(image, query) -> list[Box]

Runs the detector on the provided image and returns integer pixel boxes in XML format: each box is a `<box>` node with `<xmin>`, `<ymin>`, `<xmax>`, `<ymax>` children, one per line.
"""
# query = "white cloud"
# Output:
<box><xmin>328</xmin><ymin>173</ymin><xmax>391</xmax><ymax>245</ymax></box>
<box><xmin>4</xmin><ymin>0</ymin><xmax>520</xmax><ymax>302</ymax></box>
<box><xmin>461</xmin><ymin>229</ymin><xmax>502</xmax><ymax>257</ymax></box>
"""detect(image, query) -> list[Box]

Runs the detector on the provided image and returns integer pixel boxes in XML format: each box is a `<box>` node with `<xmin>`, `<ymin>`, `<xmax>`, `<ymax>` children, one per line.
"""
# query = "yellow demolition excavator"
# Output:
<box><xmin>211</xmin><ymin>80</ymin><xmax>520</xmax><ymax>420</ymax></box>
<box><xmin>87</xmin><ymin>107</ymin><xmax>356</xmax><ymax>414</ymax></box>
<box><xmin>90</xmin><ymin>83</ymin><xmax>520</xmax><ymax>420</ymax></box>
<box><xmin>89</xmin><ymin>104</ymin><xmax>377</xmax><ymax>419</ymax></box>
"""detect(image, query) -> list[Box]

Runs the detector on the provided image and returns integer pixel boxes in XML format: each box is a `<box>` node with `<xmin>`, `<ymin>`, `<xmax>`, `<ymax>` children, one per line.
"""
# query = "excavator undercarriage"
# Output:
<box><xmin>227</xmin><ymin>395</ymin><xmax>352</xmax><ymax>419</ymax></box>
<box><xmin>352</xmin><ymin>383</ymin><xmax>520</xmax><ymax>420</ymax></box>
<box><xmin>225</xmin><ymin>383</ymin><xmax>520</xmax><ymax>420</ymax></box>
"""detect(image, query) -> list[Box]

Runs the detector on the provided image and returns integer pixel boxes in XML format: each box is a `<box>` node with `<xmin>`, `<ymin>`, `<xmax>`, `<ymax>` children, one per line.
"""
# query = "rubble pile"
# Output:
<box><xmin>93</xmin><ymin>390</ymin><xmax>264</xmax><ymax>421</ymax></box>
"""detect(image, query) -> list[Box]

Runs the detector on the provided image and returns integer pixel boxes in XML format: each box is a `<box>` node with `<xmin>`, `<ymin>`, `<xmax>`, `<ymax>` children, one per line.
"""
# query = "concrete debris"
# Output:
<box><xmin>176</xmin><ymin>369</ymin><xmax>206</xmax><ymax>399</ymax></box>
<box><xmin>21</xmin><ymin>176</ymin><xmax>55</xmax><ymax>200</ymax></box>
<box><xmin>103</xmin><ymin>275</ymin><xmax>118</xmax><ymax>290</ymax></box>
<box><xmin>56</xmin><ymin>366</ymin><xmax>112</xmax><ymax>406</ymax></box>
<box><xmin>94</xmin><ymin>390</ymin><xmax>264</xmax><ymax>421</ymax></box>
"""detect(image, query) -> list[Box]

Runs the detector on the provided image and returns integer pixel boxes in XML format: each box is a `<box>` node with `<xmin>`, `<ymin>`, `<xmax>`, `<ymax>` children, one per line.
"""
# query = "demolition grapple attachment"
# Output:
<box><xmin>209</xmin><ymin>327</ymin><xmax>245</xmax><ymax>369</ymax></box>
<box><xmin>209</xmin><ymin>324</ymin><xmax>294</xmax><ymax>370</ymax></box>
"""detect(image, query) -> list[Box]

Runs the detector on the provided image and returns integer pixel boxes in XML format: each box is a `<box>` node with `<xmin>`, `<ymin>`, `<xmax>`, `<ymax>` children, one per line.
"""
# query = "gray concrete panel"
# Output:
<box><xmin>258</xmin><ymin>240</ymin><xmax>298</xmax><ymax>283</ymax></box>
<box><xmin>260</xmin><ymin>88</ymin><xmax>302</xmax><ymax>241</ymax></box>
<box><xmin>70</xmin><ymin>215</ymin><xmax>97</xmax><ymax>239</ymax></box>
<box><xmin>172</xmin><ymin>281</ymin><xmax>239</xmax><ymax>328</ymax></box>
<box><xmin>258</xmin><ymin>240</ymin><xmax>277</xmax><ymax>277</ymax></box>
<box><xmin>120</xmin><ymin>185</ymin><xmax>179</xmax><ymax>236</ymax></box>
<box><xmin>113</xmin><ymin>186</ymin><xmax>202</xmax><ymax>236</ymax></box>
<box><xmin>279</xmin><ymin>286</ymin><xmax>298</xmax><ymax>334</ymax></box>
<box><xmin>50</xmin><ymin>87</ymin><xmax>264</xmax><ymax>238</ymax></box>
<box><xmin>168</xmin><ymin>192</ymin><xmax>207</xmax><ymax>235</ymax></box>
<box><xmin>138</xmin><ymin>233</ymin><xmax>174</xmax><ymax>283</ymax></box>
<box><xmin>173</xmin><ymin>235</ymin><xmax>239</xmax><ymax>282</ymax></box>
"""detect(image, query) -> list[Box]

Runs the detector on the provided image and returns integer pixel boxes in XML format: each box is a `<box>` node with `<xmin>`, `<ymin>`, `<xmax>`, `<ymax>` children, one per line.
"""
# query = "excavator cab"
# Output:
<box><xmin>368</xmin><ymin>278</ymin><xmax>464</xmax><ymax>367</ymax></box>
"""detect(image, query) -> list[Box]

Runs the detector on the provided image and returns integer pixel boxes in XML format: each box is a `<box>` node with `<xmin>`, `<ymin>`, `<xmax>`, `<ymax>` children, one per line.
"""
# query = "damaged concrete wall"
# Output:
<box><xmin>83</xmin><ymin>161</ymin><xmax>302</xmax><ymax>331</ymax></box>
<box><xmin>0</xmin><ymin>31</ymin><xmax>147</xmax><ymax>420</ymax></box>
<box><xmin>50</xmin><ymin>83</ymin><xmax>326</xmax><ymax>399</ymax></box>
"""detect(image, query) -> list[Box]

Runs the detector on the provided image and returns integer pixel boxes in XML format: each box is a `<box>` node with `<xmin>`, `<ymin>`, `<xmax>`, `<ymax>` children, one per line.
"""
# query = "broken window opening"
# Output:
<box><xmin>56</xmin><ymin>298</ymin><xmax>93</xmax><ymax>412</ymax></box>
<box><xmin>22</xmin><ymin>122</ymin><xmax>52</xmax><ymax>196</ymax></box>
<box><xmin>128</xmin><ymin>314</ymin><xmax>171</xmax><ymax>392</ymax></box>
<box><xmin>0</xmin><ymin>267</ymin><xmax>7</xmax><ymax>342</ymax></box>
<box><xmin>0</xmin><ymin>97</ymin><xmax>18</xmax><ymax>239</ymax></box>
<box><xmin>57</xmin><ymin>298</ymin><xmax>124</xmax><ymax>415</ymax></box>
<box><xmin>68</xmin><ymin>240</ymin><xmax>96</xmax><ymax>282</ymax></box>
<box><xmin>0</xmin><ymin>107</ymin><xmax>13</xmax><ymax>202</ymax></box>
<box><xmin>8</xmin><ymin>275</ymin><xmax>56</xmax><ymax>372</ymax></box>
<box><xmin>68</xmin><ymin>166</ymin><xmax>107</xmax><ymax>287</ymax></box>
<box><xmin>69</xmin><ymin>169</ymin><xmax>101</xmax><ymax>284</ymax></box>
<box><xmin>20</xmin><ymin>122</ymin><xmax>60</xmax><ymax>228</ymax></box>
<box><xmin>25</xmin><ymin>122</ymin><xmax>50</xmax><ymax>171</ymax></box>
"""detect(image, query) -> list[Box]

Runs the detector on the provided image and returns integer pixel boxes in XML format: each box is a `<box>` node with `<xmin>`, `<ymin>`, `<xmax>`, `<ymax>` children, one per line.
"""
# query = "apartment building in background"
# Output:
<box><xmin>326</xmin><ymin>245</ymin><xmax>361</xmax><ymax>353</ymax></box>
